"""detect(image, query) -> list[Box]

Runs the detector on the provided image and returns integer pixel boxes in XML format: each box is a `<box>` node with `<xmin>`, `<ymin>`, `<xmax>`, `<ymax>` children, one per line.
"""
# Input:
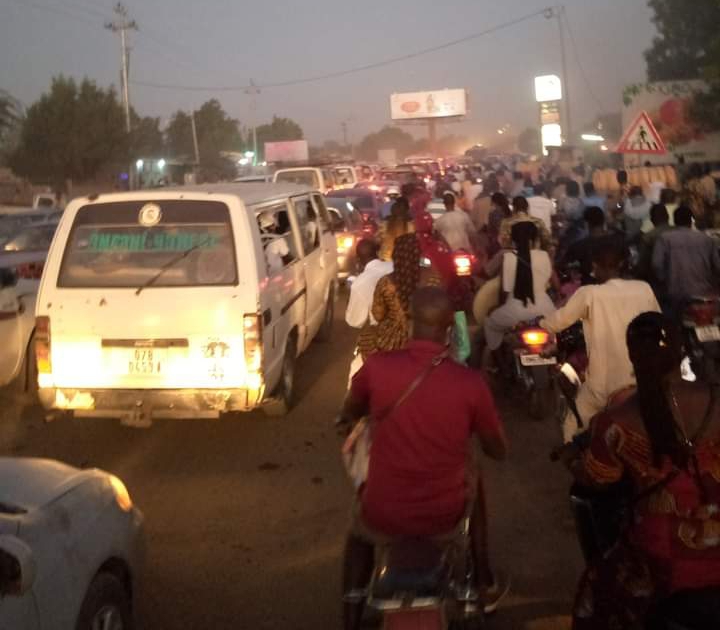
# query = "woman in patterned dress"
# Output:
<box><xmin>567</xmin><ymin>312</ymin><xmax>720</xmax><ymax>629</ymax></box>
<box><xmin>358</xmin><ymin>233</ymin><xmax>420</xmax><ymax>359</ymax></box>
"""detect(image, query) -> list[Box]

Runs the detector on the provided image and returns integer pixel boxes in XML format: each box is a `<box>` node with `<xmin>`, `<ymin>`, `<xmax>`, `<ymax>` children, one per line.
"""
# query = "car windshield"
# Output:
<box><xmin>327</xmin><ymin>194</ymin><xmax>374</xmax><ymax>210</ymax></box>
<box><xmin>2</xmin><ymin>223</ymin><xmax>58</xmax><ymax>252</ymax></box>
<box><xmin>58</xmin><ymin>200</ymin><xmax>237</xmax><ymax>288</ymax></box>
<box><xmin>275</xmin><ymin>171</ymin><xmax>318</xmax><ymax>188</ymax></box>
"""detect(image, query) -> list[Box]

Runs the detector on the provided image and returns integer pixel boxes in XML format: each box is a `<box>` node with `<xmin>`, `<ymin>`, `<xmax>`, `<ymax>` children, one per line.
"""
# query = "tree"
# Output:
<box><xmin>254</xmin><ymin>116</ymin><xmax>304</xmax><ymax>160</ymax></box>
<box><xmin>517</xmin><ymin>127</ymin><xmax>542</xmax><ymax>155</ymax></box>
<box><xmin>129</xmin><ymin>112</ymin><xmax>164</xmax><ymax>158</ymax></box>
<box><xmin>0</xmin><ymin>90</ymin><xmax>23</xmax><ymax>164</ymax></box>
<box><xmin>357</xmin><ymin>126</ymin><xmax>416</xmax><ymax>161</ymax></box>
<box><xmin>644</xmin><ymin>0</ymin><xmax>720</xmax><ymax>81</ymax></box>
<box><xmin>166</xmin><ymin>99</ymin><xmax>242</xmax><ymax>180</ymax></box>
<box><xmin>9</xmin><ymin>76</ymin><xmax>126</xmax><ymax>192</ymax></box>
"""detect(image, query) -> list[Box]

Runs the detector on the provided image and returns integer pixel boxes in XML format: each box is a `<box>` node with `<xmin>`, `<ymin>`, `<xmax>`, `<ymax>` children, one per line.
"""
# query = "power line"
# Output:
<box><xmin>130</xmin><ymin>7</ymin><xmax>551</xmax><ymax>92</ymax></box>
<box><xmin>562</xmin><ymin>8</ymin><xmax>605</xmax><ymax>114</ymax></box>
<box><xmin>6</xmin><ymin>0</ymin><xmax>101</xmax><ymax>27</ymax></box>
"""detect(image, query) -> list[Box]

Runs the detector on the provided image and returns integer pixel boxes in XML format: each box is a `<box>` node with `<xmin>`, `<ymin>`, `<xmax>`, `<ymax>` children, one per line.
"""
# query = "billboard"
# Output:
<box><xmin>534</xmin><ymin>75</ymin><xmax>562</xmax><ymax>103</ymax></box>
<box><xmin>622</xmin><ymin>81</ymin><xmax>720</xmax><ymax>163</ymax></box>
<box><xmin>390</xmin><ymin>89</ymin><xmax>467</xmax><ymax>121</ymax></box>
<box><xmin>264</xmin><ymin>140</ymin><xmax>309</xmax><ymax>163</ymax></box>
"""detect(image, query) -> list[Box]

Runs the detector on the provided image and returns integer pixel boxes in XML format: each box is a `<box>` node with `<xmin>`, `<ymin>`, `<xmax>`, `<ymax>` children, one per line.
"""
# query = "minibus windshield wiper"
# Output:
<box><xmin>135</xmin><ymin>244</ymin><xmax>204</xmax><ymax>296</ymax></box>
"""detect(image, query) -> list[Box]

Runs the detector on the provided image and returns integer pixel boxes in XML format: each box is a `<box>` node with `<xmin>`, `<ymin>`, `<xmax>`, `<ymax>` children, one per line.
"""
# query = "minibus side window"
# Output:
<box><xmin>257</xmin><ymin>205</ymin><xmax>297</xmax><ymax>276</ymax></box>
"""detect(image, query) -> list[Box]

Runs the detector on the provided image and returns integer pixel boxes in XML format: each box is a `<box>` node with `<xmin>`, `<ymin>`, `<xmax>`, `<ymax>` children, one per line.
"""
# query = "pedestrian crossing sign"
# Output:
<box><xmin>616</xmin><ymin>110</ymin><xmax>667</xmax><ymax>154</ymax></box>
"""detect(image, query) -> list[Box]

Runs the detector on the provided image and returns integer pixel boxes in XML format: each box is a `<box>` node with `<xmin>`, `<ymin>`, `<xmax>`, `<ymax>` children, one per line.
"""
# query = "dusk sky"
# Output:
<box><xmin>2</xmin><ymin>0</ymin><xmax>657</xmax><ymax>146</ymax></box>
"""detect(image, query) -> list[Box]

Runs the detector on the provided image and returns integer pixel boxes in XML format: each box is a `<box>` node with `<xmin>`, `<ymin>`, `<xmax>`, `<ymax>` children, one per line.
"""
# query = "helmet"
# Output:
<box><xmin>386</xmin><ymin>186</ymin><xmax>400</xmax><ymax>198</ymax></box>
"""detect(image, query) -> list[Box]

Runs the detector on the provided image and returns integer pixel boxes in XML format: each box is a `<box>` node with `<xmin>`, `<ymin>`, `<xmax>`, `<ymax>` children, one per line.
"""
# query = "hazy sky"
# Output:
<box><xmin>1</xmin><ymin>0</ymin><xmax>657</xmax><ymax>146</ymax></box>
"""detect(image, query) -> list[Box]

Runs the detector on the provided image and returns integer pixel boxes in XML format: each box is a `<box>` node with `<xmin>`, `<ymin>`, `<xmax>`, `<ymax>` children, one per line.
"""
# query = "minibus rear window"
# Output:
<box><xmin>58</xmin><ymin>200</ymin><xmax>238</xmax><ymax>288</ymax></box>
<box><xmin>275</xmin><ymin>171</ymin><xmax>318</xmax><ymax>188</ymax></box>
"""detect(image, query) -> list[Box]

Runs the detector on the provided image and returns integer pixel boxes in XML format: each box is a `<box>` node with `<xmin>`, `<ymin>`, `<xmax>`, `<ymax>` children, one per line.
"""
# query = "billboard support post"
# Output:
<box><xmin>428</xmin><ymin>119</ymin><xmax>438</xmax><ymax>157</ymax></box>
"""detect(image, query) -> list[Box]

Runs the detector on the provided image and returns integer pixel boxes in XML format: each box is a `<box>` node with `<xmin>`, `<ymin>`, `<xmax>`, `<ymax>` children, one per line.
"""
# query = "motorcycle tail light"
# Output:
<box><xmin>453</xmin><ymin>254</ymin><xmax>473</xmax><ymax>277</ymax></box>
<box><xmin>521</xmin><ymin>329</ymin><xmax>549</xmax><ymax>348</ymax></box>
<box><xmin>35</xmin><ymin>316</ymin><xmax>52</xmax><ymax>375</ymax></box>
<box><xmin>687</xmin><ymin>302</ymin><xmax>719</xmax><ymax>326</ymax></box>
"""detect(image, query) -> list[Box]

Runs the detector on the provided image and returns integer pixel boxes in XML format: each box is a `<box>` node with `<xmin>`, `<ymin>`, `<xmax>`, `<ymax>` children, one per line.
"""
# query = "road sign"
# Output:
<box><xmin>616</xmin><ymin>110</ymin><xmax>667</xmax><ymax>154</ymax></box>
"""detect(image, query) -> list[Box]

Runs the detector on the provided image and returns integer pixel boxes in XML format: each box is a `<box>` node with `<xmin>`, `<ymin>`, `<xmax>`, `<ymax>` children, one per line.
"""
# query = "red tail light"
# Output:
<box><xmin>35</xmin><ymin>316</ymin><xmax>52</xmax><ymax>375</ymax></box>
<box><xmin>453</xmin><ymin>254</ymin><xmax>473</xmax><ymax>277</ymax></box>
<box><xmin>16</xmin><ymin>262</ymin><xmax>44</xmax><ymax>279</ymax></box>
<box><xmin>521</xmin><ymin>329</ymin><xmax>549</xmax><ymax>348</ymax></box>
<box><xmin>687</xmin><ymin>302</ymin><xmax>719</xmax><ymax>326</ymax></box>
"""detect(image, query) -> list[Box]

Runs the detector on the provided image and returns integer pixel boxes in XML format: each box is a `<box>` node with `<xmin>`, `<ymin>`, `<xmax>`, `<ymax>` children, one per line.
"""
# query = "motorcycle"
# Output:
<box><xmin>681</xmin><ymin>296</ymin><xmax>720</xmax><ymax>384</ymax></box>
<box><xmin>498</xmin><ymin>323</ymin><xmax>559</xmax><ymax>420</ymax></box>
<box><xmin>363</xmin><ymin>515</ymin><xmax>483</xmax><ymax>630</ymax></box>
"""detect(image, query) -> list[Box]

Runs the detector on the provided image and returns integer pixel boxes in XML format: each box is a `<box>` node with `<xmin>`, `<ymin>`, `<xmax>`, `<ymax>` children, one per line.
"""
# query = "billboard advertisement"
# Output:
<box><xmin>622</xmin><ymin>81</ymin><xmax>720</xmax><ymax>163</ymax></box>
<box><xmin>264</xmin><ymin>140</ymin><xmax>309</xmax><ymax>163</ymax></box>
<box><xmin>390</xmin><ymin>89</ymin><xmax>467</xmax><ymax>121</ymax></box>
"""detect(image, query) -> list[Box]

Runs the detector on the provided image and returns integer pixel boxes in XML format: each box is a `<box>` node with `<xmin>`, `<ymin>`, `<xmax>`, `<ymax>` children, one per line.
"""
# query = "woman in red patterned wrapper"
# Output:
<box><xmin>566</xmin><ymin>312</ymin><xmax>720</xmax><ymax>630</ymax></box>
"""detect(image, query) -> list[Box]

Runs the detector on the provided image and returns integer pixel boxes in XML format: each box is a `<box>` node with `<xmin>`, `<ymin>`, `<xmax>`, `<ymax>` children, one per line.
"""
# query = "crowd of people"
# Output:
<box><xmin>337</xmin><ymin>158</ymin><xmax>720</xmax><ymax>630</ymax></box>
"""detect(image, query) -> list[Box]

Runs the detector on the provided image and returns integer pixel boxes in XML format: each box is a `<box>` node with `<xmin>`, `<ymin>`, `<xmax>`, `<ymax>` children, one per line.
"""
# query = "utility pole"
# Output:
<box><xmin>546</xmin><ymin>5</ymin><xmax>572</xmax><ymax>144</ymax></box>
<box><xmin>244</xmin><ymin>79</ymin><xmax>261</xmax><ymax>166</ymax></box>
<box><xmin>190</xmin><ymin>111</ymin><xmax>201</xmax><ymax>165</ymax></box>
<box><xmin>105</xmin><ymin>3</ymin><xmax>137</xmax><ymax>135</ymax></box>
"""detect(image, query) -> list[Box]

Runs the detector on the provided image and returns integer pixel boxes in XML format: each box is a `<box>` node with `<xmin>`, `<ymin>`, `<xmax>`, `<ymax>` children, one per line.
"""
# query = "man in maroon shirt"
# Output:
<box><xmin>339</xmin><ymin>287</ymin><xmax>508</xmax><ymax>630</ymax></box>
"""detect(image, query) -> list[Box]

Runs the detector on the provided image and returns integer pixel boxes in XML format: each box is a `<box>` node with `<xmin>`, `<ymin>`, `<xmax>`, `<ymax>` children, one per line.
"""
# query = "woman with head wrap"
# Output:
<box><xmin>358</xmin><ymin>233</ymin><xmax>421</xmax><ymax>358</ymax></box>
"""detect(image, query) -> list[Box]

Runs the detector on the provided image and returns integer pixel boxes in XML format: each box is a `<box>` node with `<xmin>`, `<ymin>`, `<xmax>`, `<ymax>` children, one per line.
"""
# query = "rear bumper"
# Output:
<box><xmin>38</xmin><ymin>386</ymin><xmax>265</xmax><ymax>420</ymax></box>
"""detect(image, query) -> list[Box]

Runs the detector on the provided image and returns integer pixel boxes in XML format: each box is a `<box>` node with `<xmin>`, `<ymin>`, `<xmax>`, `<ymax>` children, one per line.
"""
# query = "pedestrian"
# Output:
<box><xmin>361</xmin><ymin>233</ymin><xmax>421</xmax><ymax>358</ymax></box>
<box><xmin>486</xmin><ymin>192</ymin><xmax>512</xmax><ymax>258</ymax></box>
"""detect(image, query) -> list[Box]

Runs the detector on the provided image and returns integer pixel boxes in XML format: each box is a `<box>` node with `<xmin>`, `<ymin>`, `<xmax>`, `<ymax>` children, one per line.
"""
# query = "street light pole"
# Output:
<box><xmin>546</xmin><ymin>5</ymin><xmax>572</xmax><ymax>144</ymax></box>
<box><xmin>245</xmin><ymin>79</ymin><xmax>261</xmax><ymax>166</ymax></box>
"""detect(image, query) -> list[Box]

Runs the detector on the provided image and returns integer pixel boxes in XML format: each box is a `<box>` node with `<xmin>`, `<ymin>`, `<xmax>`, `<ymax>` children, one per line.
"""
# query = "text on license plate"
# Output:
<box><xmin>127</xmin><ymin>348</ymin><xmax>166</xmax><ymax>375</ymax></box>
<box><xmin>520</xmin><ymin>354</ymin><xmax>558</xmax><ymax>367</ymax></box>
<box><xmin>696</xmin><ymin>325</ymin><xmax>720</xmax><ymax>343</ymax></box>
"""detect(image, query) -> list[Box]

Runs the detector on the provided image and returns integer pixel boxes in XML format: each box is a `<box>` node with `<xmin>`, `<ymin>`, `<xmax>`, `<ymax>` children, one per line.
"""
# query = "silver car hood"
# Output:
<box><xmin>0</xmin><ymin>458</ymin><xmax>93</xmax><ymax>513</ymax></box>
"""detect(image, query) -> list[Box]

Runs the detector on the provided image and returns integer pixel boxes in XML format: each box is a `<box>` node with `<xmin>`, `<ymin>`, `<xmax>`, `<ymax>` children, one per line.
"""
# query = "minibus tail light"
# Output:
<box><xmin>35</xmin><ymin>316</ymin><xmax>52</xmax><ymax>375</ymax></box>
<box><xmin>243</xmin><ymin>314</ymin><xmax>263</xmax><ymax>373</ymax></box>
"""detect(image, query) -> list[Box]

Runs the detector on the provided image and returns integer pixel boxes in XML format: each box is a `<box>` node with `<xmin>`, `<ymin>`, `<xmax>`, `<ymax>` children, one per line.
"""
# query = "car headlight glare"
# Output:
<box><xmin>108</xmin><ymin>475</ymin><xmax>133</xmax><ymax>512</ymax></box>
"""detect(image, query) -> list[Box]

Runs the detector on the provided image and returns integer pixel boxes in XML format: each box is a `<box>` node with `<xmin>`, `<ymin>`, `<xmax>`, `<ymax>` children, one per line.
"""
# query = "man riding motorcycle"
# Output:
<box><xmin>540</xmin><ymin>237</ymin><xmax>660</xmax><ymax>442</ymax></box>
<box><xmin>339</xmin><ymin>287</ymin><xmax>508</xmax><ymax>630</ymax></box>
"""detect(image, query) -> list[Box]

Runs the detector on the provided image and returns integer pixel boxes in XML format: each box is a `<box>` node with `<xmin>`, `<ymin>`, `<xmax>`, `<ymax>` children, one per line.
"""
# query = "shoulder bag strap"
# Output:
<box><xmin>375</xmin><ymin>351</ymin><xmax>449</xmax><ymax>423</ymax></box>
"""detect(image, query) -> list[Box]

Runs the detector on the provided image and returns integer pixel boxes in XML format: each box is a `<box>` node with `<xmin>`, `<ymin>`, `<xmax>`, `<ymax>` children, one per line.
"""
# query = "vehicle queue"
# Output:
<box><xmin>0</xmin><ymin>155</ymin><xmax>719</xmax><ymax>630</ymax></box>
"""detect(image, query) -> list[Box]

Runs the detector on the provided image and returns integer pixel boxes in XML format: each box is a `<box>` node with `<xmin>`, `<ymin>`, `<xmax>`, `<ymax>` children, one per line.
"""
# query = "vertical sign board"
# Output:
<box><xmin>535</xmin><ymin>75</ymin><xmax>563</xmax><ymax>155</ymax></box>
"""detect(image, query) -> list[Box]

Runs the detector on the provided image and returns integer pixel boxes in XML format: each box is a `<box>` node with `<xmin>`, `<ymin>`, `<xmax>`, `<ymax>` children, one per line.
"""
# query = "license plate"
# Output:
<box><xmin>696</xmin><ymin>325</ymin><xmax>720</xmax><ymax>343</ymax></box>
<box><xmin>520</xmin><ymin>354</ymin><xmax>558</xmax><ymax>367</ymax></box>
<box><xmin>125</xmin><ymin>348</ymin><xmax>166</xmax><ymax>376</ymax></box>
